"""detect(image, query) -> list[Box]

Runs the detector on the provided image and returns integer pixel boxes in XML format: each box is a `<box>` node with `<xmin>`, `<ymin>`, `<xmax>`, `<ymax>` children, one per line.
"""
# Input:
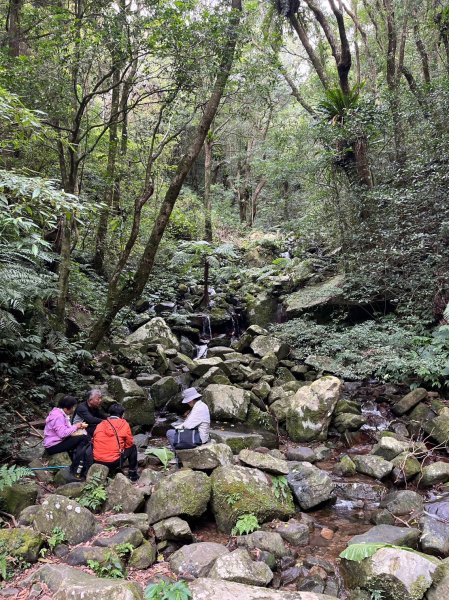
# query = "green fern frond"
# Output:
<box><xmin>0</xmin><ymin>465</ymin><xmax>34</xmax><ymax>492</ymax></box>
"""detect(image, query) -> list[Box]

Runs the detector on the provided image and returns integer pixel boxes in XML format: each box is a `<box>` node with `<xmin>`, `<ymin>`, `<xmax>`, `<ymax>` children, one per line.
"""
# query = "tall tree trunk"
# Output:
<box><xmin>92</xmin><ymin>68</ymin><xmax>121</xmax><ymax>275</ymax></box>
<box><xmin>204</xmin><ymin>136</ymin><xmax>213</xmax><ymax>242</ymax></box>
<box><xmin>86</xmin><ymin>0</ymin><xmax>243</xmax><ymax>349</ymax></box>
<box><xmin>7</xmin><ymin>0</ymin><xmax>23</xmax><ymax>57</ymax></box>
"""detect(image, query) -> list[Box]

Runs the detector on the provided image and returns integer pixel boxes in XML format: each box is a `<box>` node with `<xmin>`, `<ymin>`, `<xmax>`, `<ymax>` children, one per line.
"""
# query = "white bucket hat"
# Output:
<box><xmin>181</xmin><ymin>387</ymin><xmax>202</xmax><ymax>404</ymax></box>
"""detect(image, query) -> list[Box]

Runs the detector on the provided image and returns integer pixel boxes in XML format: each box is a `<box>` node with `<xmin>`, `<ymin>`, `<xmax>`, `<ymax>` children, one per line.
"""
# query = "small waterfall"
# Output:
<box><xmin>195</xmin><ymin>344</ymin><xmax>208</xmax><ymax>359</ymax></box>
<box><xmin>230</xmin><ymin>312</ymin><xmax>240</xmax><ymax>338</ymax></box>
<box><xmin>201</xmin><ymin>314</ymin><xmax>212</xmax><ymax>339</ymax></box>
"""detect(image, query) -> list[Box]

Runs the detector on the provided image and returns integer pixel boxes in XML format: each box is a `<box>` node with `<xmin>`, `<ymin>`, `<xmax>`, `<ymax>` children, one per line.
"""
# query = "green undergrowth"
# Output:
<box><xmin>272</xmin><ymin>315</ymin><xmax>449</xmax><ymax>388</ymax></box>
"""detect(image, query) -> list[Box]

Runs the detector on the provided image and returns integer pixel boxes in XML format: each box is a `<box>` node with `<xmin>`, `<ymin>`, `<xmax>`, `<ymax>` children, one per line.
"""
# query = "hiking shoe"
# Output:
<box><xmin>128</xmin><ymin>470</ymin><xmax>140</xmax><ymax>482</ymax></box>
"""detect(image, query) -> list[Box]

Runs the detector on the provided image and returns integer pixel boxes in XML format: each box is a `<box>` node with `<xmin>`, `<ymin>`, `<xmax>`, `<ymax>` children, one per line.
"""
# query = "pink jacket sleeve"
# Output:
<box><xmin>53</xmin><ymin>412</ymin><xmax>77</xmax><ymax>440</ymax></box>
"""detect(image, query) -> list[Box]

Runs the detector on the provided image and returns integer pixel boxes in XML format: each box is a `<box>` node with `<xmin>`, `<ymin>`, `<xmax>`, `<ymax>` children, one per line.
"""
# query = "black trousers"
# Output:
<box><xmin>46</xmin><ymin>435</ymin><xmax>87</xmax><ymax>456</ymax></box>
<box><xmin>46</xmin><ymin>435</ymin><xmax>90</xmax><ymax>474</ymax></box>
<box><xmin>95</xmin><ymin>444</ymin><xmax>138</xmax><ymax>471</ymax></box>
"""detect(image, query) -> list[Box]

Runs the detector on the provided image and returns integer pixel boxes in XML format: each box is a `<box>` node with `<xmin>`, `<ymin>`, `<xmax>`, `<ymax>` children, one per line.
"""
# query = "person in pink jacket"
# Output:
<box><xmin>44</xmin><ymin>396</ymin><xmax>88</xmax><ymax>474</ymax></box>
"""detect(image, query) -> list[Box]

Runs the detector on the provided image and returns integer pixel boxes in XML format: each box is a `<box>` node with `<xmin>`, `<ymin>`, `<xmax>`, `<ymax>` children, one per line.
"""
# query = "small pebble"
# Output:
<box><xmin>320</xmin><ymin>527</ymin><xmax>334</xmax><ymax>540</ymax></box>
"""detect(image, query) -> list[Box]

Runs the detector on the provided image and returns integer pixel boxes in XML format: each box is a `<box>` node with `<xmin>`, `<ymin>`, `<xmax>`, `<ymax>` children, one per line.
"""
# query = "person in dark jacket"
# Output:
<box><xmin>73</xmin><ymin>389</ymin><xmax>107</xmax><ymax>437</ymax></box>
<box><xmin>92</xmin><ymin>403</ymin><xmax>139</xmax><ymax>481</ymax></box>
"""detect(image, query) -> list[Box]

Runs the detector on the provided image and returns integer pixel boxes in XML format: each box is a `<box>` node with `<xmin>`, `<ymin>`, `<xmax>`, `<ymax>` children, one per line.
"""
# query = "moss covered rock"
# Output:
<box><xmin>126</xmin><ymin>316</ymin><xmax>179</xmax><ymax>350</ymax></box>
<box><xmin>0</xmin><ymin>527</ymin><xmax>43</xmax><ymax>562</ymax></box>
<box><xmin>341</xmin><ymin>547</ymin><xmax>438</xmax><ymax>600</ymax></box>
<box><xmin>146</xmin><ymin>469</ymin><xmax>211</xmax><ymax>524</ymax></box>
<box><xmin>211</xmin><ymin>465</ymin><xmax>295</xmax><ymax>533</ymax></box>
<box><xmin>286</xmin><ymin>376</ymin><xmax>342</xmax><ymax>442</ymax></box>
<box><xmin>0</xmin><ymin>481</ymin><xmax>39</xmax><ymax>517</ymax></box>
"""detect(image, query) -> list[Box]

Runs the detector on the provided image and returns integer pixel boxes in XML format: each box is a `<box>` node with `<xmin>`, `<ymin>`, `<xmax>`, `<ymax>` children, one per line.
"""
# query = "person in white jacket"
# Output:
<box><xmin>166</xmin><ymin>387</ymin><xmax>210</xmax><ymax>449</ymax></box>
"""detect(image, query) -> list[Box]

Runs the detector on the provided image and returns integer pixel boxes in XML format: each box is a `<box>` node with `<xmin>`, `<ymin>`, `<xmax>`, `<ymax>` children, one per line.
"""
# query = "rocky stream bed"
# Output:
<box><xmin>3</xmin><ymin>315</ymin><xmax>449</xmax><ymax>600</ymax></box>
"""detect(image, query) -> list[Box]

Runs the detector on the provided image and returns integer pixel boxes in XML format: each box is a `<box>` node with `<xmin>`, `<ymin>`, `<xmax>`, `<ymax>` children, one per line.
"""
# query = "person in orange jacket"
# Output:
<box><xmin>92</xmin><ymin>402</ymin><xmax>139</xmax><ymax>481</ymax></box>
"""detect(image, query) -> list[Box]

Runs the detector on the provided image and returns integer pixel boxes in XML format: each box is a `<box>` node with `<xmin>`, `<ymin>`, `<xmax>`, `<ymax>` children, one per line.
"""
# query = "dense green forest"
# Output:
<box><xmin>2</xmin><ymin>0</ymin><xmax>449</xmax><ymax>433</ymax></box>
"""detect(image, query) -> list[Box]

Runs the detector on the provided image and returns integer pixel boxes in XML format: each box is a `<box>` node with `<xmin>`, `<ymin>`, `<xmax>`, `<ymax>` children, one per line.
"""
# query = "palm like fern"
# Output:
<box><xmin>317</xmin><ymin>85</ymin><xmax>362</xmax><ymax>124</ymax></box>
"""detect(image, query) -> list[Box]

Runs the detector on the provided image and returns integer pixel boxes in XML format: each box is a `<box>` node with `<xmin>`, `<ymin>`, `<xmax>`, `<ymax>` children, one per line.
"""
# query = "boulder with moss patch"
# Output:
<box><xmin>0</xmin><ymin>527</ymin><xmax>43</xmax><ymax>562</ymax></box>
<box><xmin>211</xmin><ymin>465</ymin><xmax>295</xmax><ymax>533</ymax></box>
<box><xmin>341</xmin><ymin>547</ymin><xmax>438</xmax><ymax>600</ymax></box>
<box><xmin>286</xmin><ymin>376</ymin><xmax>342</xmax><ymax>442</ymax></box>
<box><xmin>146</xmin><ymin>469</ymin><xmax>211</xmax><ymax>524</ymax></box>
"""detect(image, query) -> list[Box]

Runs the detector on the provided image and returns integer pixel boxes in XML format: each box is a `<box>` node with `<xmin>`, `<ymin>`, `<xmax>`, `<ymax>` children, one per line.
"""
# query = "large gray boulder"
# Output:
<box><xmin>27</xmin><ymin>563</ymin><xmax>143</xmax><ymax>599</ymax></box>
<box><xmin>352</xmin><ymin>455</ymin><xmax>393</xmax><ymax>480</ymax></box>
<box><xmin>420</xmin><ymin>513</ymin><xmax>449</xmax><ymax>556</ymax></box>
<box><xmin>189</xmin><ymin>578</ymin><xmax>339</xmax><ymax>599</ymax></box>
<box><xmin>146</xmin><ymin>469</ymin><xmax>211</xmax><ymax>524</ymax></box>
<box><xmin>371</xmin><ymin>437</ymin><xmax>411</xmax><ymax>461</ymax></box>
<box><xmin>128</xmin><ymin>540</ymin><xmax>157</xmax><ymax>569</ymax></box>
<box><xmin>286</xmin><ymin>377</ymin><xmax>342</xmax><ymax>442</ymax></box>
<box><xmin>427</xmin><ymin>560</ymin><xmax>449</xmax><ymax>599</ymax></box>
<box><xmin>0</xmin><ymin>481</ymin><xmax>39</xmax><ymax>517</ymax></box>
<box><xmin>108</xmin><ymin>375</ymin><xmax>145</xmax><ymax>401</ymax></box>
<box><xmin>32</xmin><ymin>494</ymin><xmax>96</xmax><ymax>545</ymax></box>
<box><xmin>126</xmin><ymin>316</ymin><xmax>179</xmax><ymax>350</ymax></box>
<box><xmin>203</xmin><ymin>384</ymin><xmax>250</xmax><ymax>422</ymax></box>
<box><xmin>250</xmin><ymin>336</ymin><xmax>290</xmax><ymax>359</ymax></box>
<box><xmin>107</xmin><ymin>376</ymin><xmax>154</xmax><ymax>425</ymax></box>
<box><xmin>238</xmin><ymin>449</ymin><xmax>289</xmax><ymax>475</ymax></box>
<box><xmin>208</xmin><ymin>548</ymin><xmax>273</xmax><ymax>586</ymax></box>
<box><xmin>209</xmin><ymin>429</ymin><xmax>276</xmax><ymax>453</ymax></box>
<box><xmin>169</xmin><ymin>542</ymin><xmax>229</xmax><ymax>578</ymax></box>
<box><xmin>105</xmin><ymin>473</ymin><xmax>145</xmax><ymax>513</ymax></box>
<box><xmin>211</xmin><ymin>465</ymin><xmax>295</xmax><ymax>533</ymax></box>
<box><xmin>150</xmin><ymin>376</ymin><xmax>179</xmax><ymax>409</ymax></box>
<box><xmin>379</xmin><ymin>490</ymin><xmax>423</xmax><ymax>516</ymax></box>
<box><xmin>425</xmin><ymin>413</ymin><xmax>449</xmax><ymax>445</ymax></box>
<box><xmin>421</xmin><ymin>462</ymin><xmax>449</xmax><ymax>486</ymax></box>
<box><xmin>341</xmin><ymin>547</ymin><xmax>438</xmax><ymax>600</ymax></box>
<box><xmin>287</xmin><ymin>462</ymin><xmax>335</xmax><ymax>510</ymax></box>
<box><xmin>94</xmin><ymin>527</ymin><xmax>143</xmax><ymax>549</ymax></box>
<box><xmin>283</xmin><ymin>275</ymin><xmax>345</xmax><ymax>319</ymax></box>
<box><xmin>236</xmin><ymin>531</ymin><xmax>289</xmax><ymax>558</ymax></box>
<box><xmin>177</xmin><ymin>443</ymin><xmax>234</xmax><ymax>470</ymax></box>
<box><xmin>153</xmin><ymin>517</ymin><xmax>193</xmax><ymax>542</ymax></box>
<box><xmin>334</xmin><ymin>481</ymin><xmax>387</xmax><ymax>503</ymax></box>
<box><xmin>192</xmin><ymin>357</ymin><xmax>226</xmax><ymax>377</ymax></box>
<box><xmin>392</xmin><ymin>388</ymin><xmax>427</xmax><ymax>416</ymax></box>
<box><xmin>267</xmin><ymin>518</ymin><xmax>309</xmax><ymax>546</ymax></box>
<box><xmin>104</xmin><ymin>513</ymin><xmax>149</xmax><ymax>533</ymax></box>
<box><xmin>348</xmin><ymin>525</ymin><xmax>420</xmax><ymax>548</ymax></box>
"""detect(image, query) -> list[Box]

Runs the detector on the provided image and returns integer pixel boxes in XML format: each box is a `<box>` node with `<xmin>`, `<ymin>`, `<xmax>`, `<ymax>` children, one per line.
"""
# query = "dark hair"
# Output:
<box><xmin>58</xmin><ymin>395</ymin><xmax>77</xmax><ymax>410</ymax></box>
<box><xmin>108</xmin><ymin>402</ymin><xmax>125</xmax><ymax>417</ymax></box>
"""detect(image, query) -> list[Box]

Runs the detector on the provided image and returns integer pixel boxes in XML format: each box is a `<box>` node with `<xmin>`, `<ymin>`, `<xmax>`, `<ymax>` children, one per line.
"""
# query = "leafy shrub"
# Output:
<box><xmin>145</xmin><ymin>579</ymin><xmax>192</xmax><ymax>600</ymax></box>
<box><xmin>271</xmin><ymin>475</ymin><xmax>289</xmax><ymax>502</ymax></box>
<box><xmin>231</xmin><ymin>513</ymin><xmax>260</xmax><ymax>536</ymax></box>
<box><xmin>272</xmin><ymin>316</ymin><xmax>449</xmax><ymax>387</ymax></box>
<box><xmin>88</xmin><ymin>551</ymin><xmax>125</xmax><ymax>579</ymax></box>
<box><xmin>78</xmin><ymin>473</ymin><xmax>107</xmax><ymax>511</ymax></box>
<box><xmin>40</xmin><ymin>526</ymin><xmax>66</xmax><ymax>557</ymax></box>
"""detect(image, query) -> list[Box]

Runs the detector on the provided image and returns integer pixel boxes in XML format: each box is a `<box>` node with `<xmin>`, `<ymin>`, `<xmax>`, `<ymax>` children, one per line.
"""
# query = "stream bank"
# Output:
<box><xmin>3</xmin><ymin>311</ymin><xmax>449</xmax><ymax>599</ymax></box>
